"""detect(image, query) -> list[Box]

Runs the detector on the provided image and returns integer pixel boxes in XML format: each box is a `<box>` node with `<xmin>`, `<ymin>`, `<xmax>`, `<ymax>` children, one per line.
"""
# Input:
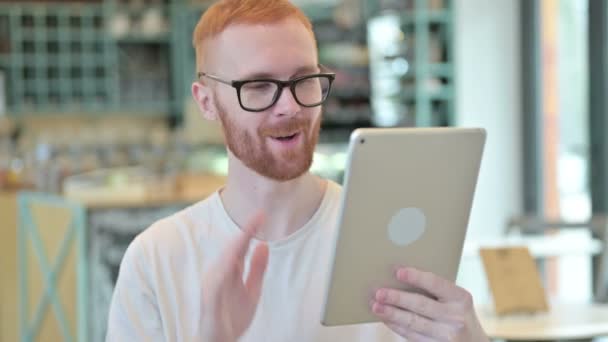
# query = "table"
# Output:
<box><xmin>478</xmin><ymin>303</ymin><xmax>608</xmax><ymax>341</ymax></box>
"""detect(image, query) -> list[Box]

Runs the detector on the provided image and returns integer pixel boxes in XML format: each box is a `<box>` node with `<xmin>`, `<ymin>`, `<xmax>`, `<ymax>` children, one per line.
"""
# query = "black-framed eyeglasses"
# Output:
<box><xmin>197</xmin><ymin>67</ymin><xmax>336</xmax><ymax>112</ymax></box>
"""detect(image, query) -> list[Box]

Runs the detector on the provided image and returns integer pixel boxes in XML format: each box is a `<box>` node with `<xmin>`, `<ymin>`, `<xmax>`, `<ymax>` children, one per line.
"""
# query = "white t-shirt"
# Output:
<box><xmin>106</xmin><ymin>181</ymin><xmax>404</xmax><ymax>341</ymax></box>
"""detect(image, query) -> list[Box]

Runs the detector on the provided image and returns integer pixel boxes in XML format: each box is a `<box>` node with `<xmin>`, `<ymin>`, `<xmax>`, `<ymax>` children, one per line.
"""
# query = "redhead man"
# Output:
<box><xmin>106</xmin><ymin>0</ymin><xmax>489</xmax><ymax>341</ymax></box>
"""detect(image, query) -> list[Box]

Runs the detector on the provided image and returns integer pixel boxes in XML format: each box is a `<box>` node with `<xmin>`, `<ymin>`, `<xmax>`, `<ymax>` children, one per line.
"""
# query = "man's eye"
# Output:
<box><xmin>245</xmin><ymin>82</ymin><xmax>273</xmax><ymax>90</ymax></box>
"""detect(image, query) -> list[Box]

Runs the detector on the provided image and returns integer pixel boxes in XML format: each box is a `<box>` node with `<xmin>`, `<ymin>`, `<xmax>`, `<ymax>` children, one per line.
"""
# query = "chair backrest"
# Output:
<box><xmin>506</xmin><ymin>214</ymin><xmax>608</xmax><ymax>302</ymax></box>
<box><xmin>17</xmin><ymin>192</ymin><xmax>87</xmax><ymax>342</ymax></box>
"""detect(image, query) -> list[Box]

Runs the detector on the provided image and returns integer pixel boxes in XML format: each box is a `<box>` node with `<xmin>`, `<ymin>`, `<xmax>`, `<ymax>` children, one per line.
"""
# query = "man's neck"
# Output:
<box><xmin>220</xmin><ymin>158</ymin><xmax>327</xmax><ymax>241</ymax></box>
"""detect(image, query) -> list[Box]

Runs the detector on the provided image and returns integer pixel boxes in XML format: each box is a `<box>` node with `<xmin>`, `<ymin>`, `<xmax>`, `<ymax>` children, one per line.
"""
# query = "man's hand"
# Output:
<box><xmin>201</xmin><ymin>212</ymin><xmax>269</xmax><ymax>342</ymax></box>
<box><xmin>370</xmin><ymin>267</ymin><xmax>489</xmax><ymax>342</ymax></box>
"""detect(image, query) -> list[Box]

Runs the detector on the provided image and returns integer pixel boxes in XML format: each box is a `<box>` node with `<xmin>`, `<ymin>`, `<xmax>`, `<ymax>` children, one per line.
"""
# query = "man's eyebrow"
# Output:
<box><xmin>238</xmin><ymin>71</ymin><xmax>277</xmax><ymax>80</ymax></box>
<box><xmin>291</xmin><ymin>65</ymin><xmax>321</xmax><ymax>77</ymax></box>
<box><xmin>238</xmin><ymin>65</ymin><xmax>320</xmax><ymax>81</ymax></box>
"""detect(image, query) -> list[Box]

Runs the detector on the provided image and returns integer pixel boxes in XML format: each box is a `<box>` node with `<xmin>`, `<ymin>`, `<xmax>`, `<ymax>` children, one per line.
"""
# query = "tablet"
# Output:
<box><xmin>321</xmin><ymin>127</ymin><xmax>486</xmax><ymax>326</ymax></box>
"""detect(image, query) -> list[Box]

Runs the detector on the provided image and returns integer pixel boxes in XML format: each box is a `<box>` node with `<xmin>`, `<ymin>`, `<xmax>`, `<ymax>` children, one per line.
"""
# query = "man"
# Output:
<box><xmin>107</xmin><ymin>0</ymin><xmax>489</xmax><ymax>341</ymax></box>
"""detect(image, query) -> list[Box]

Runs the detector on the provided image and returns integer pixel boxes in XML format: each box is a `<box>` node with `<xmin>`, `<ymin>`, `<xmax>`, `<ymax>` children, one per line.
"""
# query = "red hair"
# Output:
<box><xmin>192</xmin><ymin>0</ymin><xmax>315</xmax><ymax>71</ymax></box>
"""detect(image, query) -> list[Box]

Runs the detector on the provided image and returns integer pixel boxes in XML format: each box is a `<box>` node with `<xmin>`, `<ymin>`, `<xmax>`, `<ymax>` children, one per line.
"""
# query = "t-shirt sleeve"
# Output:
<box><xmin>106</xmin><ymin>236</ymin><xmax>165</xmax><ymax>342</ymax></box>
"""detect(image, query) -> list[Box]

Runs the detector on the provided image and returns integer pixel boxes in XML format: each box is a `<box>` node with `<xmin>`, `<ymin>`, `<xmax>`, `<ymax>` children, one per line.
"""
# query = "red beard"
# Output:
<box><xmin>216</xmin><ymin>99</ymin><xmax>321</xmax><ymax>181</ymax></box>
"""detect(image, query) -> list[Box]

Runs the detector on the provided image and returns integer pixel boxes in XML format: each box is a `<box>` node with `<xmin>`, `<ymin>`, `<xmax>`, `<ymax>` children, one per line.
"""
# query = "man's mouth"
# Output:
<box><xmin>273</xmin><ymin>132</ymin><xmax>299</xmax><ymax>141</ymax></box>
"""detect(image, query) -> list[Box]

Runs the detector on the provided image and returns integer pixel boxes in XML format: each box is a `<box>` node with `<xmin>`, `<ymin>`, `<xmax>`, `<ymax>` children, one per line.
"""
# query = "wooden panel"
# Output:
<box><xmin>0</xmin><ymin>191</ymin><xmax>17</xmax><ymax>342</ymax></box>
<box><xmin>58</xmin><ymin>244</ymin><xmax>77</xmax><ymax>339</ymax></box>
<box><xmin>26</xmin><ymin>203</ymin><xmax>76</xmax><ymax>342</ymax></box>
<box><xmin>37</xmin><ymin>307</ymin><xmax>62</xmax><ymax>342</ymax></box>
<box><xmin>30</xmin><ymin>203</ymin><xmax>72</xmax><ymax>270</ymax></box>
<box><xmin>27</xmin><ymin>237</ymin><xmax>43</xmax><ymax>325</ymax></box>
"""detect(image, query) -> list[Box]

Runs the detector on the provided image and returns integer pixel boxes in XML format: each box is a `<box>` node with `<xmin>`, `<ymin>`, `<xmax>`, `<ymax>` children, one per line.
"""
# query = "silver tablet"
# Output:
<box><xmin>321</xmin><ymin>127</ymin><xmax>486</xmax><ymax>326</ymax></box>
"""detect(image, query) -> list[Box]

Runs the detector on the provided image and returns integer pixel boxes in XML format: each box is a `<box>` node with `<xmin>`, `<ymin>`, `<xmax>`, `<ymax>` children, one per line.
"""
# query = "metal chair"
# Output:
<box><xmin>506</xmin><ymin>214</ymin><xmax>608</xmax><ymax>302</ymax></box>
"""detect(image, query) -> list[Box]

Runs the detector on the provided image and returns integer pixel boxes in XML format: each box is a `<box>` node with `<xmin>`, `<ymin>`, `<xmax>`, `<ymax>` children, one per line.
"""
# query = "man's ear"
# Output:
<box><xmin>192</xmin><ymin>82</ymin><xmax>219</xmax><ymax>121</ymax></box>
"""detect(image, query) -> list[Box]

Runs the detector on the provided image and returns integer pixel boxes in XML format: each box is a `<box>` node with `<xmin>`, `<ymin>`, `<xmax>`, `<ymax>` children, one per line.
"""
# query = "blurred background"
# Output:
<box><xmin>1</xmin><ymin>0</ymin><xmax>607</xmax><ymax>341</ymax></box>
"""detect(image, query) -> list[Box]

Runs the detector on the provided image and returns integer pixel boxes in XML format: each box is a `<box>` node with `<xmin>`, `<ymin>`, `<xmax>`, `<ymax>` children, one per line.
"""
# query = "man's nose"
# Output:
<box><xmin>271</xmin><ymin>86</ymin><xmax>301</xmax><ymax>116</ymax></box>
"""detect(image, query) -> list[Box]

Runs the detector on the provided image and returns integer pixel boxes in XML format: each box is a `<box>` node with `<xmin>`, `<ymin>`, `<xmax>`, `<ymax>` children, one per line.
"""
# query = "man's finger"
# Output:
<box><xmin>372</xmin><ymin>302</ymin><xmax>445</xmax><ymax>340</ymax></box>
<box><xmin>386</xmin><ymin>323</ymin><xmax>434</xmax><ymax>342</ymax></box>
<box><xmin>375</xmin><ymin>288</ymin><xmax>451</xmax><ymax>321</ymax></box>
<box><xmin>227</xmin><ymin>211</ymin><xmax>266</xmax><ymax>264</ymax></box>
<box><xmin>245</xmin><ymin>242</ymin><xmax>269</xmax><ymax>302</ymax></box>
<box><xmin>395</xmin><ymin>267</ymin><xmax>465</xmax><ymax>301</ymax></box>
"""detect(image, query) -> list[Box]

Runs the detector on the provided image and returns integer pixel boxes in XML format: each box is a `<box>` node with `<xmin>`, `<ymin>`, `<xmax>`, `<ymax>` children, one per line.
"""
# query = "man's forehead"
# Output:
<box><xmin>206</xmin><ymin>19</ymin><xmax>317</xmax><ymax>76</ymax></box>
<box><xmin>218</xmin><ymin>17</ymin><xmax>310</xmax><ymax>40</ymax></box>
<box><xmin>237</xmin><ymin>64</ymin><xmax>320</xmax><ymax>80</ymax></box>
